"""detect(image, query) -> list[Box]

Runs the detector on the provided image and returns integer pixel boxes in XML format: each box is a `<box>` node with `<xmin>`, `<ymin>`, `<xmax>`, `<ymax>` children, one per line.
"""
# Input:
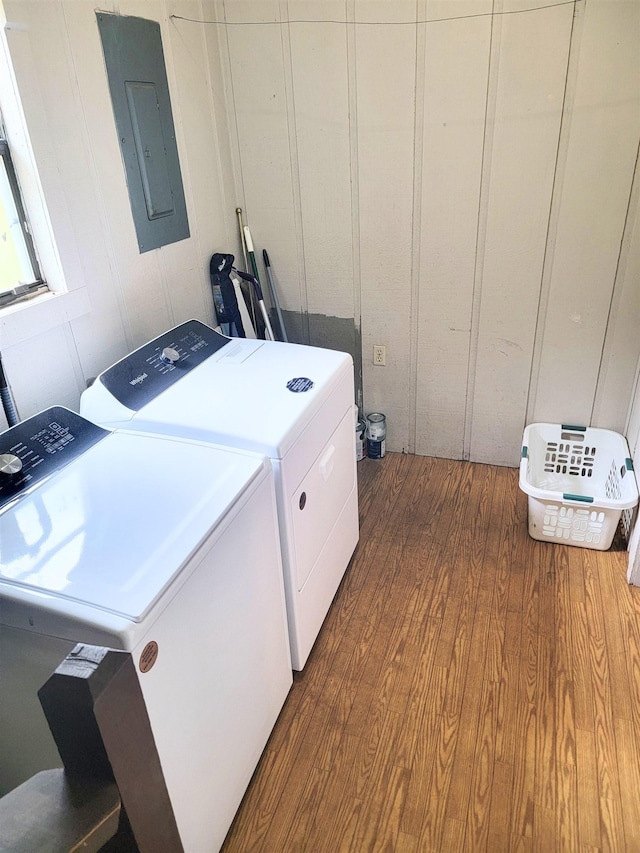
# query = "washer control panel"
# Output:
<box><xmin>98</xmin><ymin>320</ymin><xmax>230</xmax><ymax>411</ymax></box>
<box><xmin>0</xmin><ymin>407</ymin><xmax>109</xmax><ymax>512</ymax></box>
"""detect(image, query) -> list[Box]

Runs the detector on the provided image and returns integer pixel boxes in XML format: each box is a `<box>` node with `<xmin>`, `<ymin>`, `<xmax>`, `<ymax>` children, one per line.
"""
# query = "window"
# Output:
<box><xmin>0</xmin><ymin>118</ymin><xmax>47</xmax><ymax>307</ymax></box>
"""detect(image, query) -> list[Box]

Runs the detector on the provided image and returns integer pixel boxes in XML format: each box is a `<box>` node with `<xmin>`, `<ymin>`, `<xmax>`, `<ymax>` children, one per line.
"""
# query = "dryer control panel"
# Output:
<box><xmin>97</xmin><ymin>319</ymin><xmax>230</xmax><ymax>411</ymax></box>
<box><xmin>0</xmin><ymin>407</ymin><xmax>109</xmax><ymax>511</ymax></box>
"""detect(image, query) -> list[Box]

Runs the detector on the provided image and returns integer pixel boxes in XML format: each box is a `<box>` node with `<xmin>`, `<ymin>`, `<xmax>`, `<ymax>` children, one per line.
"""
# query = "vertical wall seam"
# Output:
<box><xmin>625</xmin><ymin>357</ymin><xmax>640</xmax><ymax>448</ymax></box>
<box><xmin>281</xmin><ymin>0</ymin><xmax>309</xmax><ymax>342</ymax></box>
<box><xmin>194</xmin><ymin>0</ymin><xmax>240</xmax><ymax>322</ymax></box>
<box><xmin>62</xmin><ymin>321</ymin><xmax>87</xmax><ymax>398</ymax></box>
<box><xmin>60</xmin><ymin>0</ymin><xmax>133</xmax><ymax>351</ymax></box>
<box><xmin>201</xmin><ymin>0</ymin><xmax>235</xmax><ymax>257</ymax></box>
<box><xmin>525</xmin><ymin>0</ymin><xmax>582</xmax><ymax>425</ymax></box>
<box><xmin>156</xmin><ymin>248</ymin><xmax>175</xmax><ymax>324</ymax></box>
<box><xmin>220</xmin><ymin>0</ymin><xmax>250</xmax><ymax>259</ymax></box>
<box><xmin>408</xmin><ymin>0</ymin><xmax>426</xmax><ymax>455</ymax></box>
<box><xmin>187</xmin><ymin>0</ymin><xmax>217</xmax><ymax>318</ymax></box>
<box><xmin>346</xmin><ymin>0</ymin><xmax>362</xmax><ymax>412</ymax></box>
<box><xmin>156</xmin><ymin>2</ymin><xmax>184</xmax><ymax>325</ymax></box>
<box><xmin>623</xmin><ymin>345</ymin><xmax>640</xmax><ymax>582</ymax></box>
<box><xmin>463</xmin><ymin>0</ymin><xmax>500</xmax><ymax>462</ymax></box>
<box><xmin>590</xmin><ymin>136</ymin><xmax>640</xmax><ymax>426</ymax></box>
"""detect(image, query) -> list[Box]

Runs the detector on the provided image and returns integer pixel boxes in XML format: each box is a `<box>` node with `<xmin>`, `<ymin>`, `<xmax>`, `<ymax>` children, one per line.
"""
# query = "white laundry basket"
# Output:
<box><xmin>519</xmin><ymin>423</ymin><xmax>638</xmax><ymax>550</ymax></box>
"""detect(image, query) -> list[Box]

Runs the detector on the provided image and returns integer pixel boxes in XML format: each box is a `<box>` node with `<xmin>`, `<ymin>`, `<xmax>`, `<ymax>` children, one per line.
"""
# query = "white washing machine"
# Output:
<box><xmin>0</xmin><ymin>407</ymin><xmax>292</xmax><ymax>852</ymax></box>
<box><xmin>81</xmin><ymin>320</ymin><xmax>359</xmax><ymax>670</ymax></box>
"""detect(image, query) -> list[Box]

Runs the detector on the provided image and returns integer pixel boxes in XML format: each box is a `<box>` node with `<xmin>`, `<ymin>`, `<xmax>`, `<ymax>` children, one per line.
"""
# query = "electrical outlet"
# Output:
<box><xmin>373</xmin><ymin>345</ymin><xmax>386</xmax><ymax>366</ymax></box>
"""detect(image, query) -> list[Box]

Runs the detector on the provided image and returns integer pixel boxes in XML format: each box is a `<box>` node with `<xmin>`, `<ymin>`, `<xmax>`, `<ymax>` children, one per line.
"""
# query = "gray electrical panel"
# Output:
<box><xmin>97</xmin><ymin>13</ymin><xmax>190</xmax><ymax>253</ymax></box>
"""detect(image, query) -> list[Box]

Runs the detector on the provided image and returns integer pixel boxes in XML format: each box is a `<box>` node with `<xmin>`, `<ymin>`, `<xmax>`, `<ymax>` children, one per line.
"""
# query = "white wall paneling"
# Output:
<box><xmin>591</xmin><ymin>145</ymin><xmax>640</xmax><ymax>434</ymax></box>
<box><xmin>415</xmin><ymin>1</ymin><xmax>492</xmax><ymax>459</ymax></box>
<box><xmin>289</xmin><ymin>1</ymin><xmax>354</xmax><ymax>321</ymax></box>
<box><xmin>468</xmin><ymin>0</ymin><xmax>574</xmax><ymax>465</ymax></box>
<box><xmin>0</xmin><ymin>324</ymin><xmax>85</xmax><ymax>422</ymax></box>
<box><xmin>529</xmin><ymin>0</ymin><xmax>640</xmax><ymax>432</ymax></box>
<box><xmin>356</xmin><ymin>0</ymin><xmax>416</xmax><ymax>451</ymax></box>
<box><xmin>223</xmin><ymin>0</ymin><xmax>303</xmax><ymax>316</ymax></box>
<box><xmin>1</xmin><ymin>0</ymin><xmax>638</xmax><ymax>469</ymax></box>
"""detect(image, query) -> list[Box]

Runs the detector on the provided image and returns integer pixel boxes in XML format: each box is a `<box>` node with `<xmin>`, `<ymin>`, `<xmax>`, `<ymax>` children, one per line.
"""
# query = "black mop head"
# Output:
<box><xmin>209</xmin><ymin>253</ymin><xmax>246</xmax><ymax>337</ymax></box>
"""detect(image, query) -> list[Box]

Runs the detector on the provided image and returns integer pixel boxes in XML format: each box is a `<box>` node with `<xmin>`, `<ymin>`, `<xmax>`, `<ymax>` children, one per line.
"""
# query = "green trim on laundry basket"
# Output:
<box><xmin>561</xmin><ymin>424</ymin><xmax>586</xmax><ymax>432</ymax></box>
<box><xmin>626</xmin><ymin>458</ymin><xmax>634</xmax><ymax>471</ymax></box>
<box><xmin>563</xmin><ymin>493</ymin><xmax>594</xmax><ymax>503</ymax></box>
<box><xmin>521</xmin><ymin>446</ymin><xmax>528</xmax><ymax>459</ymax></box>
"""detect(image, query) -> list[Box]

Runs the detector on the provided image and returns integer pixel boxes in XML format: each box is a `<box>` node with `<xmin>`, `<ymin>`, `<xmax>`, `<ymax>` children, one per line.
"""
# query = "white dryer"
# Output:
<box><xmin>81</xmin><ymin>320</ymin><xmax>359</xmax><ymax>670</ymax></box>
<box><xmin>0</xmin><ymin>407</ymin><xmax>291</xmax><ymax>852</ymax></box>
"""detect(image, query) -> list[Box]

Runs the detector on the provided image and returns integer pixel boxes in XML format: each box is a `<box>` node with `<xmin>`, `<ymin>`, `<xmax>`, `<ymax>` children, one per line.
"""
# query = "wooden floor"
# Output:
<box><xmin>221</xmin><ymin>452</ymin><xmax>640</xmax><ymax>852</ymax></box>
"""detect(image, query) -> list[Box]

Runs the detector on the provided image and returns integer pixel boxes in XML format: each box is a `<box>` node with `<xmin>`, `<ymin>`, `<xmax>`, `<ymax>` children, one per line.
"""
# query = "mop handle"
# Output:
<box><xmin>233</xmin><ymin>267</ymin><xmax>275</xmax><ymax>341</ymax></box>
<box><xmin>263</xmin><ymin>250</ymin><xmax>288</xmax><ymax>343</ymax></box>
<box><xmin>236</xmin><ymin>208</ymin><xmax>250</xmax><ymax>272</ymax></box>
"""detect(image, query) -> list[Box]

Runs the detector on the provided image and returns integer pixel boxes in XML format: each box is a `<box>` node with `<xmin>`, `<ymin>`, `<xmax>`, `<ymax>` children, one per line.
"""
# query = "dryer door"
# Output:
<box><xmin>289</xmin><ymin>407</ymin><xmax>356</xmax><ymax>592</ymax></box>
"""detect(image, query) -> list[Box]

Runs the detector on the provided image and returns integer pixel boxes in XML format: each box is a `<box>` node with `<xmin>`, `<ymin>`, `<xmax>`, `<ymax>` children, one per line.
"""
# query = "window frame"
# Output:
<box><xmin>0</xmin><ymin>130</ymin><xmax>48</xmax><ymax>308</ymax></box>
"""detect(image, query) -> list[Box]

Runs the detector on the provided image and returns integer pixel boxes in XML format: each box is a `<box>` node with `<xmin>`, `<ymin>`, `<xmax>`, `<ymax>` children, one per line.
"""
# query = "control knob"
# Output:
<box><xmin>0</xmin><ymin>453</ymin><xmax>22</xmax><ymax>479</ymax></box>
<box><xmin>160</xmin><ymin>346</ymin><xmax>180</xmax><ymax>365</ymax></box>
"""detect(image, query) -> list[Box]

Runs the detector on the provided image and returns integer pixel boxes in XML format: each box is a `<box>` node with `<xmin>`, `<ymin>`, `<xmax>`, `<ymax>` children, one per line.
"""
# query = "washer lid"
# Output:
<box><xmin>0</xmin><ymin>423</ymin><xmax>268</xmax><ymax>623</ymax></box>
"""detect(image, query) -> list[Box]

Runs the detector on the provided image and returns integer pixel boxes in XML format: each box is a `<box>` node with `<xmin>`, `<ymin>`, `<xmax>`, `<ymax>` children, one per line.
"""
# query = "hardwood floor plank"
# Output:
<box><xmin>575</xmin><ymin>727</ymin><xmax>602</xmax><ymax>850</ymax></box>
<box><xmin>325</xmin><ymin>706</ymin><xmax>400</xmax><ymax>851</ymax></box>
<box><xmin>448</xmin><ymin>466</ymin><xmax>496</xmax><ymax>642</ymax></box>
<box><xmin>487</xmin><ymin>467</ymin><xmax>519</xmax><ymax>616</ymax></box>
<box><xmin>463</xmin><ymin>677</ymin><xmax>498</xmax><ymax>852</ymax></box>
<box><xmin>570</xmin><ymin>600</ymin><xmax>596</xmax><ymax>732</ymax></box>
<box><xmin>533</xmin><ymin>805</ymin><xmax>556</xmax><ymax>853</ymax></box>
<box><xmin>398</xmin><ymin>663</ymin><xmax>447</xmax><ymax>836</ymax></box>
<box><xmin>485</xmin><ymin>614</ymin><xmax>504</xmax><ymax>685</ymax></box>
<box><xmin>534</xmin><ymin>632</ymin><xmax>556</xmax><ymax>810</ymax></box>
<box><xmin>600</xmin><ymin>795</ymin><xmax>626</xmax><ymax>853</ymax></box>
<box><xmin>537</xmin><ymin>543</ymin><xmax>556</xmax><ymax>638</ymax></box>
<box><xmin>510</xmin><ymin>698</ymin><xmax>536</xmax><ymax>839</ymax></box>
<box><xmin>597</xmin><ymin>554</ymin><xmax>636</xmax><ymax>723</ymax></box>
<box><xmin>306</xmin><ymin>731</ymin><xmax>362</xmax><ymax>851</ymax></box>
<box><xmin>340</xmin><ymin>462</ymin><xmax>424</xmax><ymax>649</ymax></box>
<box><xmin>445</xmin><ymin>609</ymin><xmax>491</xmax><ymax>821</ymax></box>
<box><xmin>431</xmin><ymin>463</ymin><xmax>478</xmax><ymax>662</ymax></box>
<box><xmin>509</xmin><ymin>834</ymin><xmax>533</xmax><ymax>853</ymax></box>
<box><xmin>567</xmin><ymin>544</ymin><xmax>587</xmax><ymax>605</ymax></box>
<box><xmin>504</xmin><ymin>607</ymin><xmax>523</xmax><ymax>658</ymax></box>
<box><xmin>486</xmin><ymin>759</ymin><xmax>515</xmax><ymax>849</ymax></box>
<box><xmin>554</xmin><ymin>670</ymin><xmax>576</xmax><ymax>768</ymax></box>
<box><xmin>520</xmin><ymin>591</ymin><xmax>539</xmax><ymax>708</ymax></box>
<box><xmin>441</xmin><ymin>816</ymin><xmax>465</xmax><ymax>851</ymax></box>
<box><xmin>554</xmin><ymin>545</ymin><xmax>572</xmax><ymax>679</ymax></box>
<box><xmin>392</xmin><ymin>624</ymin><xmax>442</xmax><ymax>770</ymax></box>
<box><xmin>401</xmin><ymin>455</ymin><xmax>440</xmax><ymax>537</ymax></box>
<box><xmin>417</xmin><ymin>638</ymin><xmax>468</xmax><ymax>850</ymax></box>
<box><xmin>584</xmin><ymin>559</ymin><xmax>622</xmax><ymax>806</ymax></box>
<box><xmin>507</xmin><ymin>492</ymin><xmax>531</xmax><ymax>617</ymax></box>
<box><xmin>352</xmin><ymin>760</ymin><xmax>410</xmax><ymax>853</ymax></box>
<box><xmin>495</xmin><ymin>651</ymin><xmax>519</xmax><ymax>765</ymax></box>
<box><xmin>356</xmin><ymin>454</ymin><xmax>407</xmax><ymax>534</ymax></box>
<box><xmin>555</xmin><ymin>762</ymin><xmax>578</xmax><ymax>851</ymax></box>
<box><xmin>280</xmin><ymin>765</ymin><xmax>331</xmax><ymax>851</ymax></box>
<box><xmin>393</xmin><ymin>830</ymin><xmax>419</xmax><ymax>852</ymax></box>
<box><xmin>613</xmin><ymin>715</ymin><xmax>640</xmax><ymax>850</ymax></box>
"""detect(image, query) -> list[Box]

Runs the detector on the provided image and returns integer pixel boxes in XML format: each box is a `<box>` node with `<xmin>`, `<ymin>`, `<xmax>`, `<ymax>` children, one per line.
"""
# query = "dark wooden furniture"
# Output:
<box><xmin>0</xmin><ymin>643</ymin><xmax>183</xmax><ymax>852</ymax></box>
